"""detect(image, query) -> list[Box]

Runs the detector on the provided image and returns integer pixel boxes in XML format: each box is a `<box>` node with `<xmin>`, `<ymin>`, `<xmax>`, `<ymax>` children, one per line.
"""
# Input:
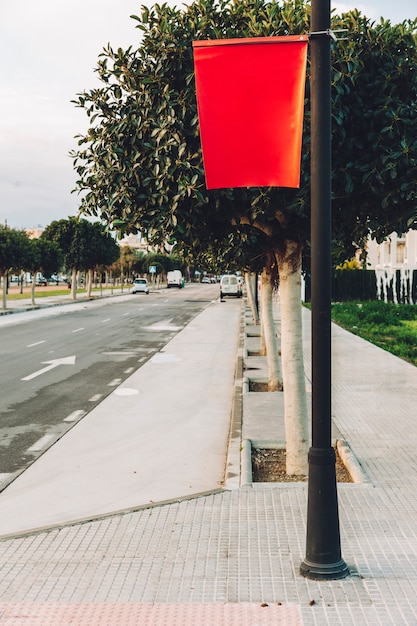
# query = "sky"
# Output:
<box><xmin>1</xmin><ymin>0</ymin><xmax>416</xmax><ymax>230</ymax></box>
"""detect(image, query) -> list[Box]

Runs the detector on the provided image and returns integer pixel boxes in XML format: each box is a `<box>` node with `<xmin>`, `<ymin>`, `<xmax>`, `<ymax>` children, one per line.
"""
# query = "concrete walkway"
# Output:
<box><xmin>0</xmin><ymin>296</ymin><xmax>416</xmax><ymax>625</ymax></box>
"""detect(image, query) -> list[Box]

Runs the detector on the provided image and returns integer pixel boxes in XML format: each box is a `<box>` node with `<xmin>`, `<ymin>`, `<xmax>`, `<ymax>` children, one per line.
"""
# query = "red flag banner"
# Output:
<box><xmin>193</xmin><ymin>35</ymin><xmax>308</xmax><ymax>189</ymax></box>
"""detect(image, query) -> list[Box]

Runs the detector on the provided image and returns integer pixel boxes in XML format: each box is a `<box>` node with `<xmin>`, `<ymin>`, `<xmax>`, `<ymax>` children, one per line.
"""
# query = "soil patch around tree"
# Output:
<box><xmin>251</xmin><ymin>447</ymin><xmax>352</xmax><ymax>483</ymax></box>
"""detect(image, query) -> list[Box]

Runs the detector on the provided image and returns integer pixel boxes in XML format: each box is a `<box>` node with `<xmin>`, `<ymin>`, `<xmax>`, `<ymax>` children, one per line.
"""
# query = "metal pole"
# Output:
<box><xmin>300</xmin><ymin>0</ymin><xmax>349</xmax><ymax>580</ymax></box>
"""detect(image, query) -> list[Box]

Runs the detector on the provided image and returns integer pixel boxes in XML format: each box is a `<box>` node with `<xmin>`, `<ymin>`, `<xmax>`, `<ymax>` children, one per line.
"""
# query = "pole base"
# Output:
<box><xmin>300</xmin><ymin>557</ymin><xmax>349</xmax><ymax>580</ymax></box>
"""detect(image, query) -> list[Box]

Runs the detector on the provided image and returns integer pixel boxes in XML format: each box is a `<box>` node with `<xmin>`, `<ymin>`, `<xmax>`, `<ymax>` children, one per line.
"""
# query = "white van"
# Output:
<box><xmin>220</xmin><ymin>274</ymin><xmax>242</xmax><ymax>298</ymax></box>
<box><xmin>167</xmin><ymin>270</ymin><xmax>184</xmax><ymax>288</ymax></box>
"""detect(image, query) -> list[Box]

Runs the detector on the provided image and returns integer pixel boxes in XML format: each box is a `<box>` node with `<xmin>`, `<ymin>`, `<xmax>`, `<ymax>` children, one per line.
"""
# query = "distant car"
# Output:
<box><xmin>220</xmin><ymin>274</ymin><xmax>242</xmax><ymax>298</ymax></box>
<box><xmin>35</xmin><ymin>276</ymin><xmax>48</xmax><ymax>286</ymax></box>
<box><xmin>132</xmin><ymin>278</ymin><xmax>149</xmax><ymax>294</ymax></box>
<box><xmin>201</xmin><ymin>277</ymin><xmax>211</xmax><ymax>283</ymax></box>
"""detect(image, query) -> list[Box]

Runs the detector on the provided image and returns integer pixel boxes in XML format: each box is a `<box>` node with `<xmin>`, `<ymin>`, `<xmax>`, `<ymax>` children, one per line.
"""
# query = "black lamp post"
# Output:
<box><xmin>299</xmin><ymin>0</ymin><xmax>349</xmax><ymax>580</ymax></box>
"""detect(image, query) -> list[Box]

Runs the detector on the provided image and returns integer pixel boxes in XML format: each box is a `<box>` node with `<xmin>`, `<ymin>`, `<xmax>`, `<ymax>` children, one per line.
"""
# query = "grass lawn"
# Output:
<box><xmin>330</xmin><ymin>300</ymin><xmax>417</xmax><ymax>367</ymax></box>
<box><xmin>4</xmin><ymin>285</ymin><xmax>125</xmax><ymax>300</ymax></box>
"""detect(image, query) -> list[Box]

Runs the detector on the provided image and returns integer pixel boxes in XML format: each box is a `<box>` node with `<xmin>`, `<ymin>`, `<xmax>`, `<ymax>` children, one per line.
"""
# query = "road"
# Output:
<box><xmin>0</xmin><ymin>282</ymin><xmax>220</xmax><ymax>489</ymax></box>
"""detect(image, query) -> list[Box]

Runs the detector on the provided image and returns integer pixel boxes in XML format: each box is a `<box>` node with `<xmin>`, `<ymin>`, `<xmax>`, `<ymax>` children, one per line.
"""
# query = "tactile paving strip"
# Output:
<box><xmin>0</xmin><ymin>602</ymin><xmax>302</xmax><ymax>625</ymax></box>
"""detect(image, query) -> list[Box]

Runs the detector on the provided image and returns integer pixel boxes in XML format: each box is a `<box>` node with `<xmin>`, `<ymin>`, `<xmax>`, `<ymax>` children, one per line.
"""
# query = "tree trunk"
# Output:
<box><xmin>71</xmin><ymin>268</ymin><xmax>77</xmax><ymax>300</ymax></box>
<box><xmin>245</xmin><ymin>272</ymin><xmax>259</xmax><ymax>325</ymax></box>
<box><xmin>86</xmin><ymin>269</ymin><xmax>93</xmax><ymax>297</ymax></box>
<box><xmin>2</xmin><ymin>272</ymin><xmax>7</xmax><ymax>310</ymax></box>
<box><xmin>260</xmin><ymin>266</ymin><xmax>282</xmax><ymax>391</ymax></box>
<box><xmin>31</xmin><ymin>278</ymin><xmax>36</xmax><ymax>307</ymax></box>
<box><xmin>276</xmin><ymin>241</ymin><xmax>309</xmax><ymax>475</ymax></box>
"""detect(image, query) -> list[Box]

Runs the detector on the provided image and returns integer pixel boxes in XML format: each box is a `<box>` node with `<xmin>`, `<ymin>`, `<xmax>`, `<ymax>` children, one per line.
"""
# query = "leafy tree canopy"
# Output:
<box><xmin>25</xmin><ymin>238</ymin><xmax>63</xmax><ymax>278</ymax></box>
<box><xmin>42</xmin><ymin>217</ymin><xmax>119</xmax><ymax>272</ymax></box>
<box><xmin>0</xmin><ymin>226</ymin><xmax>30</xmax><ymax>275</ymax></box>
<box><xmin>71</xmin><ymin>0</ymin><xmax>417</xmax><ymax>264</ymax></box>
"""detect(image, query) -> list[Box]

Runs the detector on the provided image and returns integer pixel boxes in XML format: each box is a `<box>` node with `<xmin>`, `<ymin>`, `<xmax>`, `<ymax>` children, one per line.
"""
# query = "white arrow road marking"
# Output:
<box><xmin>21</xmin><ymin>356</ymin><xmax>76</xmax><ymax>381</ymax></box>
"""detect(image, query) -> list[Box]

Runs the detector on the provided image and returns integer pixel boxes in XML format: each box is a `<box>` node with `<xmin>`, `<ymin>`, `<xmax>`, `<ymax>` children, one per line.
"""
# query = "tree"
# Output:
<box><xmin>42</xmin><ymin>218</ymin><xmax>119</xmax><ymax>299</ymax></box>
<box><xmin>80</xmin><ymin>221</ymin><xmax>120</xmax><ymax>296</ymax></box>
<box><xmin>0</xmin><ymin>226</ymin><xmax>30</xmax><ymax>310</ymax></box>
<box><xmin>25</xmin><ymin>238</ymin><xmax>62</xmax><ymax>306</ymax></box>
<box><xmin>71</xmin><ymin>0</ymin><xmax>417</xmax><ymax>473</ymax></box>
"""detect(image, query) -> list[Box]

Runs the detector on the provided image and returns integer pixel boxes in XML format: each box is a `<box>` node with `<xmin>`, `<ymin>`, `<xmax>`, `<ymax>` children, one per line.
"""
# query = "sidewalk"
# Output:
<box><xmin>0</xmin><ymin>296</ymin><xmax>416</xmax><ymax>624</ymax></box>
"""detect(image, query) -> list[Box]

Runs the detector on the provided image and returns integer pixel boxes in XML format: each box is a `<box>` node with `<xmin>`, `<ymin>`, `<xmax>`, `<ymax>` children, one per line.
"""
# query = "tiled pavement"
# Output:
<box><xmin>0</xmin><ymin>300</ymin><xmax>416</xmax><ymax>624</ymax></box>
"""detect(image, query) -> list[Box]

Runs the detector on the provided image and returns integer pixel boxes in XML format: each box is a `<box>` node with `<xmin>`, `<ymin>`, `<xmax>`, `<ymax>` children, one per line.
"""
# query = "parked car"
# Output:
<box><xmin>220</xmin><ymin>274</ymin><xmax>242</xmax><ymax>298</ymax></box>
<box><xmin>35</xmin><ymin>275</ymin><xmax>48</xmax><ymax>286</ymax></box>
<box><xmin>201</xmin><ymin>276</ymin><xmax>211</xmax><ymax>284</ymax></box>
<box><xmin>132</xmin><ymin>278</ymin><xmax>149</xmax><ymax>294</ymax></box>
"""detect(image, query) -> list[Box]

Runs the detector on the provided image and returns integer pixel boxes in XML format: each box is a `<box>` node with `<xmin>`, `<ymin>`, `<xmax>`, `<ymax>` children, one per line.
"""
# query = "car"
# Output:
<box><xmin>35</xmin><ymin>276</ymin><xmax>48</xmax><ymax>286</ymax></box>
<box><xmin>132</xmin><ymin>278</ymin><xmax>149</xmax><ymax>294</ymax></box>
<box><xmin>220</xmin><ymin>274</ymin><xmax>242</xmax><ymax>298</ymax></box>
<box><xmin>201</xmin><ymin>276</ymin><xmax>211</xmax><ymax>283</ymax></box>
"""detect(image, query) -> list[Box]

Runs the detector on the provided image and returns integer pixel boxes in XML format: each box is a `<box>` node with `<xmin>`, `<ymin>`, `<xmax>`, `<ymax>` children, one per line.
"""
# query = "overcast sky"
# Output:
<box><xmin>1</xmin><ymin>0</ymin><xmax>416</xmax><ymax>230</ymax></box>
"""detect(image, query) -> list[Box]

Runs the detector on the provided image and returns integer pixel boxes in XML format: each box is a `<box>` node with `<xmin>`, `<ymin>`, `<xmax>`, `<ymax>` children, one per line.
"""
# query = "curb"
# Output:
<box><xmin>241</xmin><ymin>437</ymin><xmax>369</xmax><ymax>487</ymax></box>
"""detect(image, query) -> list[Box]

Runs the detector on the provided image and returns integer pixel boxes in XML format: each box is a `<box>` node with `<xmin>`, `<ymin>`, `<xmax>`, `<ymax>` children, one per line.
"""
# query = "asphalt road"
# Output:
<box><xmin>0</xmin><ymin>283</ymin><xmax>220</xmax><ymax>489</ymax></box>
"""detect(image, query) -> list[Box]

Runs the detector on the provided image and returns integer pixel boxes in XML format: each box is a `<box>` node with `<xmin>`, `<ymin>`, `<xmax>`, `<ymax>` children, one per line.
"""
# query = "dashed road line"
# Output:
<box><xmin>72</xmin><ymin>327</ymin><xmax>85</xmax><ymax>333</ymax></box>
<box><xmin>124</xmin><ymin>367</ymin><xmax>134</xmax><ymax>374</ymax></box>
<box><xmin>27</xmin><ymin>340</ymin><xmax>46</xmax><ymax>348</ymax></box>
<box><xmin>88</xmin><ymin>394</ymin><xmax>103</xmax><ymax>402</ymax></box>
<box><xmin>108</xmin><ymin>378</ymin><xmax>122</xmax><ymax>387</ymax></box>
<box><xmin>102</xmin><ymin>318</ymin><xmax>111</xmax><ymax>323</ymax></box>
<box><xmin>63</xmin><ymin>410</ymin><xmax>87</xmax><ymax>422</ymax></box>
<box><xmin>27</xmin><ymin>434</ymin><xmax>54</xmax><ymax>453</ymax></box>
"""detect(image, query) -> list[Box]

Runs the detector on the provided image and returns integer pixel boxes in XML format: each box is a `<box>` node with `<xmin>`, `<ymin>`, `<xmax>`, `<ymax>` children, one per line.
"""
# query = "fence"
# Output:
<box><xmin>304</xmin><ymin>268</ymin><xmax>417</xmax><ymax>304</ymax></box>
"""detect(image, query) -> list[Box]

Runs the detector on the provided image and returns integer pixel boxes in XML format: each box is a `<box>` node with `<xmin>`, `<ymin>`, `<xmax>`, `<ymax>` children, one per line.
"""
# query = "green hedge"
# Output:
<box><xmin>304</xmin><ymin>270</ymin><xmax>378</xmax><ymax>302</ymax></box>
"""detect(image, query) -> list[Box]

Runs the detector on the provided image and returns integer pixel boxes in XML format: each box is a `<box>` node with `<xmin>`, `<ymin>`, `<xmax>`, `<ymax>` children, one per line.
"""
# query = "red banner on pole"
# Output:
<box><xmin>193</xmin><ymin>35</ymin><xmax>308</xmax><ymax>189</ymax></box>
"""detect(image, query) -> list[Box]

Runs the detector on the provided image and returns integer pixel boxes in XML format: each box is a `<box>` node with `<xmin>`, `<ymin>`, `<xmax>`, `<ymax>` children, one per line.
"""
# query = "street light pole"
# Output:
<box><xmin>300</xmin><ymin>0</ymin><xmax>349</xmax><ymax>580</ymax></box>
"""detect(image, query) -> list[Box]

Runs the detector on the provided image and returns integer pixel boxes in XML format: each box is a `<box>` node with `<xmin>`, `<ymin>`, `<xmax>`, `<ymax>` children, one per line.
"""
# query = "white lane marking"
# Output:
<box><xmin>108</xmin><ymin>378</ymin><xmax>122</xmax><ymax>386</ymax></box>
<box><xmin>122</xmin><ymin>312</ymin><xmax>130</xmax><ymax>316</ymax></box>
<box><xmin>21</xmin><ymin>356</ymin><xmax>76</xmax><ymax>381</ymax></box>
<box><xmin>88</xmin><ymin>394</ymin><xmax>103</xmax><ymax>402</ymax></box>
<box><xmin>63</xmin><ymin>410</ymin><xmax>86</xmax><ymax>422</ymax></box>
<box><xmin>102</xmin><ymin>318</ymin><xmax>111</xmax><ymax>323</ymax></box>
<box><xmin>72</xmin><ymin>327</ymin><xmax>85</xmax><ymax>333</ymax></box>
<box><xmin>28</xmin><ymin>434</ymin><xmax>54</xmax><ymax>452</ymax></box>
<box><xmin>0</xmin><ymin>473</ymin><xmax>12</xmax><ymax>483</ymax></box>
<box><xmin>113</xmin><ymin>388</ymin><xmax>139</xmax><ymax>396</ymax></box>
<box><xmin>27</xmin><ymin>341</ymin><xmax>46</xmax><ymax>348</ymax></box>
<box><xmin>124</xmin><ymin>367</ymin><xmax>134</xmax><ymax>374</ymax></box>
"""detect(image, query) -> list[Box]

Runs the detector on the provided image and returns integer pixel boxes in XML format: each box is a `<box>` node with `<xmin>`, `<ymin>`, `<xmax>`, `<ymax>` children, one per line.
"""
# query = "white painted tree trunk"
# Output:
<box><xmin>245</xmin><ymin>272</ymin><xmax>259</xmax><ymax>325</ymax></box>
<box><xmin>70</xmin><ymin>268</ymin><xmax>77</xmax><ymax>300</ymax></box>
<box><xmin>86</xmin><ymin>269</ymin><xmax>93</xmax><ymax>298</ymax></box>
<box><xmin>276</xmin><ymin>242</ymin><xmax>309</xmax><ymax>475</ymax></box>
<box><xmin>260</xmin><ymin>267</ymin><xmax>282</xmax><ymax>391</ymax></box>
<box><xmin>31</xmin><ymin>279</ymin><xmax>36</xmax><ymax>307</ymax></box>
<box><xmin>2</xmin><ymin>272</ymin><xmax>7</xmax><ymax>310</ymax></box>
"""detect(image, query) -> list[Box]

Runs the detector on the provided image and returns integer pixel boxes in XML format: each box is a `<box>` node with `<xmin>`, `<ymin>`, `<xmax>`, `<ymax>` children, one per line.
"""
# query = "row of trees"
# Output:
<box><xmin>0</xmin><ymin>218</ymin><xmax>119</xmax><ymax>309</ymax></box>
<box><xmin>71</xmin><ymin>0</ymin><xmax>417</xmax><ymax>473</ymax></box>
<box><xmin>0</xmin><ymin>218</ymin><xmax>196</xmax><ymax>310</ymax></box>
